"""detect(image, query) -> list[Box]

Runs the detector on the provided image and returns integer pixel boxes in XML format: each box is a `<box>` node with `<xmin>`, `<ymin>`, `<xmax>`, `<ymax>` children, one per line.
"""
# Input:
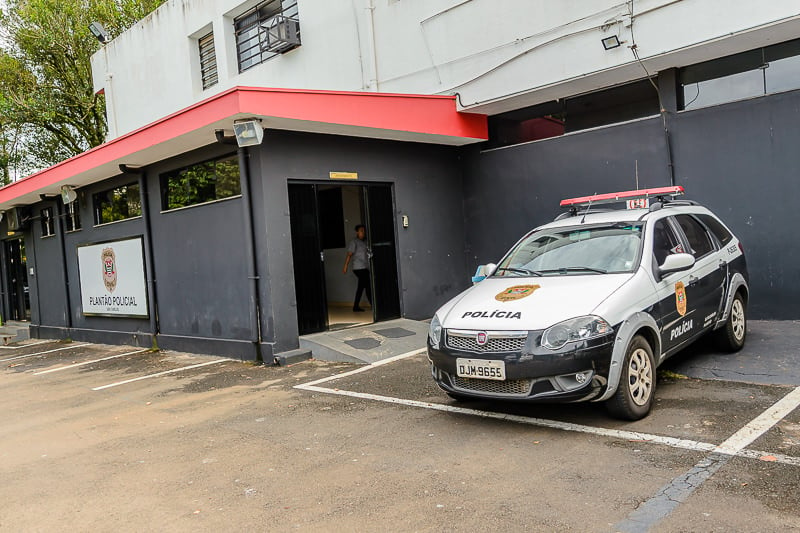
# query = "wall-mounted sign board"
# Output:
<box><xmin>77</xmin><ymin>237</ymin><xmax>149</xmax><ymax>318</ymax></box>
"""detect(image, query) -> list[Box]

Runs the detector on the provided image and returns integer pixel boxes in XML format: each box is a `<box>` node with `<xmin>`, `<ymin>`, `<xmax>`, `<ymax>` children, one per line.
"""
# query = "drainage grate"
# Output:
<box><xmin>452</xmin><ymin>376</ymin><xmax>533</xmax><ymax>396</ymax></box>
<box><xmin>344</xmin><ymin>338</ymin><xmax>382</xmax><ymax>350</ymax></box>
<box><xmin>373</xmin><ymin>327</ymin><xmax>416</xmax><ymax>339</ymax></box>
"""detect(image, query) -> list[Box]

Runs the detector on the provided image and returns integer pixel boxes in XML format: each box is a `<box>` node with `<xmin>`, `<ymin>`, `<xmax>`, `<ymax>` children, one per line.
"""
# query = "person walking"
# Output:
<box><xmin>343</xmin><ymin>224</ymin><xmax>372</xmax><ymax>312</ymax></box>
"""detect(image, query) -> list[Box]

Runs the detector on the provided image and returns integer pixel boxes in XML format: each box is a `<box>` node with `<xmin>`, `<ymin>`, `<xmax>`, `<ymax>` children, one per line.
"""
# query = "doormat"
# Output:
<box><xmin>344</xmin><ymin>338</ymin><xmax>382</xmax><ymax>350</ymax></box>
<box><xmin>373</xmin><ymin>327</ymin><xmax>416</xmax><ymax>339</ymax></box>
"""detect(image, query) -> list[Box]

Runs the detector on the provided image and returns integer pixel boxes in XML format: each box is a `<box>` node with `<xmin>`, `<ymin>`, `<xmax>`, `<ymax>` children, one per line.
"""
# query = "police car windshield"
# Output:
<box><xmin>493</xmin><ymin>223</ymin><xmax>644</xmax><ymax>277</ymax></box>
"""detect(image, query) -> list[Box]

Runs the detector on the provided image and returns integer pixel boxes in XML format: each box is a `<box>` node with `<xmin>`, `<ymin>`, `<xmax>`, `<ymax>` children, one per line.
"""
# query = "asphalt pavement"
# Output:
<box><xmin>0</xmin><ymin>323</ymin><xmax>798</xmax><ymax>532</ymax></box>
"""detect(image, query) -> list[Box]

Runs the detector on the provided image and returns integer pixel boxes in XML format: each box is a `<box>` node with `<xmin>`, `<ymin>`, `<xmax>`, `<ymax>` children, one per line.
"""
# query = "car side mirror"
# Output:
<box><xmin>471</xmin><ymin>263</ymin><xmax>497</xmax><ymax>284</ymax></box>
<box><xmin>659</xmin><ymin>253</ymin><xmax>695</xmax><ymax>275</ymax></box>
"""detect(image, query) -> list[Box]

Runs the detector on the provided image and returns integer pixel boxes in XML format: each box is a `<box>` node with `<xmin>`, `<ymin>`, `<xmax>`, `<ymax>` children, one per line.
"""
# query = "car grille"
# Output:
<box><xmin>446</xmin><ymin>330</ymin><xmax>527</xmax><ymax>353</ymax></box>
<box><xmin>452</xmin><ymin>376</ymin><xmax>533</xmax><ymax>396</ymax></box>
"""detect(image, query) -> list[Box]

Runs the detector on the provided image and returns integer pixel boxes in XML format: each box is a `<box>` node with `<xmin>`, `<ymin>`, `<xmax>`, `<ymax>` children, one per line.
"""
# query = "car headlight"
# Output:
<box><xmin>429</xmin><ymin>315</ymin><xmax>443</xmax><ymax>348</ymax></box>
<box><xmin>541</xmin><ymin>315</ymin><xmax>611</xmax><ymax>350</ymax></box>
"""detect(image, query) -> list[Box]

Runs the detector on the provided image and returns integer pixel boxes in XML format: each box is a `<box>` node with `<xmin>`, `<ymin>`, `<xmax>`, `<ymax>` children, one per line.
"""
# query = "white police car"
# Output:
<box><xmin>427</xmin><ymin>187</ymin><xmax>748</xmax><ymax>420</ymax></box>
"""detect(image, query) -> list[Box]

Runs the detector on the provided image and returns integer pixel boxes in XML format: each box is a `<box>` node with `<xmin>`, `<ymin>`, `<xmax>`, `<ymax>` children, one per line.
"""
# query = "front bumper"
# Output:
<box><xmin>428</xmin><ymin>329</ymin><xmax>615</xmax><ymax>402</ymax></box>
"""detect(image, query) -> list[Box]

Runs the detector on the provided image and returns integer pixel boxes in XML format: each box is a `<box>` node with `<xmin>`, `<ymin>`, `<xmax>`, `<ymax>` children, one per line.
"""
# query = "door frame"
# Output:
<box><xmin>287</xmin><ymin>179</ymin><xmax>403</xmax><ymax>333</ymax></box>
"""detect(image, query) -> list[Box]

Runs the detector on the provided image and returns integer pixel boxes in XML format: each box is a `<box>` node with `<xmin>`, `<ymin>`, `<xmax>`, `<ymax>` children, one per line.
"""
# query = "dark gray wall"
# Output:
<box><xmin>671</xmin><ymin>90</ymin><xmax>800</xmax><ymax>319</ymax></box>
<box><xmin>461</xmin><ymin>116</ymin><xmax>671</xmax><ymax>264</ymax></box>
<box><xmin>146</xmin><ymin>144</ymin><xmax>254</xmax><ymax>357</ymax></box>
<box><xmin>252</xmin><ymin>130</ymin><xmax>468</xmax><ymax>353</ymax></box>
<box><xmin>461</xmin><ymin>89</ymin><xmax>800</xmax><ymax>319</ymax></box>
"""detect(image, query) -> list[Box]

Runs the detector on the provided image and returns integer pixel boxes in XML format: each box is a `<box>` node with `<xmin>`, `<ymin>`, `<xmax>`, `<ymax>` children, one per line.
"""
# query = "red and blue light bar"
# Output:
<box><xmin>560</xmin><ymin>186</ymin><xmax>684</xmax><ymax>208</ymax></box>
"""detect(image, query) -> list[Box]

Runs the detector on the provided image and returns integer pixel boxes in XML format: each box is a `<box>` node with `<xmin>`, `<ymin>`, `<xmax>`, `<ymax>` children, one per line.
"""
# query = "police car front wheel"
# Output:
<box><xmin>606</xmin><ymin>335</ymin><xmax>656</xmax><ymax>421</ymax></box>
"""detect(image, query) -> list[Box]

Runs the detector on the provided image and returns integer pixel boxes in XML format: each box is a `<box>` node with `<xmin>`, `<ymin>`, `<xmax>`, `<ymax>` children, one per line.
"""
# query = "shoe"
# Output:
<box><xmin>353</xmin><ymin>307</ymin><xmax>365</xmax><ymax>312</ymax></box>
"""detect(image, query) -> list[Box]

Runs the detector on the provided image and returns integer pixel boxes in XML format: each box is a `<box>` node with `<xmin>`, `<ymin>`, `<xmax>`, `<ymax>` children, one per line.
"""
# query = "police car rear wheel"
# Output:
<box><xmin>716</xmin><ymin>292</ymin><xmax>746</xmax><ymax>352</ymax></box>
<box><xmin>606</xmin><ymin>335</ymin><xmax>655</xmax><ymax>421</ymax></box>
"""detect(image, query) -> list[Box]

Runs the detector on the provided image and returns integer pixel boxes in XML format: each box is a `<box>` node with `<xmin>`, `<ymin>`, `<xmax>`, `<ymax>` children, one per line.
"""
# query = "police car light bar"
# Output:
<box><xmin>559</xmin><ymin>186</ymin><xmax>685</xmax><ymax>208</ymax></box>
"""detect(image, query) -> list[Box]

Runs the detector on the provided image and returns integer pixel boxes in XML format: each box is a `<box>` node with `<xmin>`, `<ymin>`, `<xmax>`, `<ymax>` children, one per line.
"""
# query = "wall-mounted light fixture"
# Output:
<box><xmin>602</xmin><ymin>35</ymin><xmax>622</xmax><ymax>50</ymax></box>
<box><xmin>233</xmin><ymin>119</ymin><xmax>264</xmax><ymax>147</ymax></box>
<box><xmin>60</xmin><ymin>185</ymin><xmax>78</xmax><ymax>204</ymax></box>
<box><xmin>89</xmin><ymin>22</ymin><xmax>110</xmax><ymax>44</ymax></box>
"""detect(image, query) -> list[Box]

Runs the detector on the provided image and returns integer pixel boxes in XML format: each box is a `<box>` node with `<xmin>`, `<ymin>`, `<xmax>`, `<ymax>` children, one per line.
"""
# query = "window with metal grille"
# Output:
<box><xmin>40</xmin><ymin>207</ymin><xmax>55</xmax><ymax>237</ymax></box>
<box><xmin>198</xmin><ymin>31</ymin><xmax>218</xmax><ymax>90</ymax></box>
<box><xmin>65</xmin><ymin>199</ymin><xmax>81</xmax><ymax>232</ymax></box>
<box><xmin>234</xmin><ymin>0</ymin><xmax>300</xmax><ymax>73</ymax></box>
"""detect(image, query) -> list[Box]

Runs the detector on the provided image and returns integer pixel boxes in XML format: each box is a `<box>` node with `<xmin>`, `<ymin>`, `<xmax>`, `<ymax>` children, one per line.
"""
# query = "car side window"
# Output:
<box><xmin>675</xmin><ymin>214</ymin><xmax>714</xmax><ymax>258</ymax></box>
<box><xmin>695</xmin><ymin>214</ymin><xmax>733</xmax><ymax>246</ymax></box>
<box><xmin>651</xmin><ymin>219</ymin><xmax>683</xmax><ymax>265</ymax></box>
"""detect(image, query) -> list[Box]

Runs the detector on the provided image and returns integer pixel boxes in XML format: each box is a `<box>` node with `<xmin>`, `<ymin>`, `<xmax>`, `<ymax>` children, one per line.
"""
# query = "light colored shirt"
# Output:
<box><xmin>347</xmin><ymin>238</ymin><xmax>369</xmax><ymax>270</ymax></box>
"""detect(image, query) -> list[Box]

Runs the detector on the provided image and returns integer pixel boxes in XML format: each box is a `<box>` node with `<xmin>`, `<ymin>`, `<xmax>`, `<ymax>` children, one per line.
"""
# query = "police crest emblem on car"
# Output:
<box><xmin>675</xmin><ymin>281</ymin><xmax>687</xmax><ymax>316</ymax></box>
<box><xmin>495</xmin><ymin>284</ymin><xmax>540</xmax><ymax>302</ymax></box>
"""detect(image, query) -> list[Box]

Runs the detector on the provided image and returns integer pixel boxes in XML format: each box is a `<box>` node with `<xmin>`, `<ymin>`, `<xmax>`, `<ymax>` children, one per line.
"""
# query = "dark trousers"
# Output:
<box><xmin>353</xmin><ymin>268</ymin><xmax>372</xmax><ymax>309</ymax></box>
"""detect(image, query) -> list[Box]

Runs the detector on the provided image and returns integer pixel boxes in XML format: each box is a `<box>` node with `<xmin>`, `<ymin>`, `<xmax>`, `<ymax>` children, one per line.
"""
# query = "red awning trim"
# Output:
<box><xmin>0</xmin><ymin>86</ymin><xmax>487</xmax><ymax>208</ymax></box>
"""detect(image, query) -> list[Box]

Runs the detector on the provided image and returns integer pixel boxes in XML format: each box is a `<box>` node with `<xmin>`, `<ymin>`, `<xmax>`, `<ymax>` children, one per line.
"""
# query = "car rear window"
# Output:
<box><xmin>695</xmin><ymin>214</ymin><xmax>733</xmax><ymax>246</ymax></box>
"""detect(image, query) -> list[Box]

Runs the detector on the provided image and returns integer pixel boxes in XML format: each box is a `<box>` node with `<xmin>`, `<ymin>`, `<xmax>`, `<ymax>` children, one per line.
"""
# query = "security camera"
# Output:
<box><xmin>89</xmin><ymin>22</ymin><xmax>110</xmax><ymax>44</ymax></box>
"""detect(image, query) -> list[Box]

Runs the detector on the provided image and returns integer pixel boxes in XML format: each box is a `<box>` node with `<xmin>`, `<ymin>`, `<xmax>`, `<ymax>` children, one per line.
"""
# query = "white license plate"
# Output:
<box><xmin>456</xmin><ymin>358</ymin><xmax>506</xmax><ymax>381</ymax></box>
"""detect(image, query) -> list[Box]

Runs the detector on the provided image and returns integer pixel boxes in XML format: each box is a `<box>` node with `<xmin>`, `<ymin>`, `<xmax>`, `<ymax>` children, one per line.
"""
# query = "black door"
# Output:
<box><xmin>4</xmin><ymin>238</ymin><xmax>30</xmax><ymax>321</ymax></box>
<box><xmin>366</xmin><ymin>185</ymin><xmax>401</xmax><ymax>322</ymax></box>
<box><xmin>288</xmin><ymin>184</ymin><xmax>328</xmax><ymax>335</ymax></box>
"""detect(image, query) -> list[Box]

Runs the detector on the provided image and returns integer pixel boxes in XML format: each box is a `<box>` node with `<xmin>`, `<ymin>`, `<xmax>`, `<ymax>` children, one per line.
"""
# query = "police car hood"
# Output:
<box><xmin>441</xmin><ymin>274</ymin><xmax>633</xmax><ymax>331</ymax></box>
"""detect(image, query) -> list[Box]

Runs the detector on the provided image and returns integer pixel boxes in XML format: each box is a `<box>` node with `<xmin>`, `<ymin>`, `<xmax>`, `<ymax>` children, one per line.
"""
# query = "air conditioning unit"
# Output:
<box><xmin>261</xmin><ymin>15</ymin><xmax>300</xmax><ymax>53</ymax></box>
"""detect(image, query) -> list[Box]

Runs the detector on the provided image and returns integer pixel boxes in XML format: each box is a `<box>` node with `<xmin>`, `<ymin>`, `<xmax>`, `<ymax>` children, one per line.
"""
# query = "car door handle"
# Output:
<box><xmin>718</xmin><ymin>260</ymin><xmax>727</xmax><ymax>269</ymax></box>
<box><xmin>688</xmin><ymin>275</ymin><xmax>699</xmax><ymax>287</ymax></box>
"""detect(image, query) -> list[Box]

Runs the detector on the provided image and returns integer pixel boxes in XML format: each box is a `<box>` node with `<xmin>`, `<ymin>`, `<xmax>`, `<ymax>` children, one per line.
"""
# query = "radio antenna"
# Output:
<box><xmin>635</xmin><ymin>160</ymin><xmax>639</xmax><ymax>190</ymax></box>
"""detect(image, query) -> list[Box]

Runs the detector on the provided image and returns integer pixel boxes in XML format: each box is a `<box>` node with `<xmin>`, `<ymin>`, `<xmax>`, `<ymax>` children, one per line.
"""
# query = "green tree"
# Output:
<box><xmin>0</xmin><ymin>0</ymin><xmax>165</xmax><ymax>178</ymax></box>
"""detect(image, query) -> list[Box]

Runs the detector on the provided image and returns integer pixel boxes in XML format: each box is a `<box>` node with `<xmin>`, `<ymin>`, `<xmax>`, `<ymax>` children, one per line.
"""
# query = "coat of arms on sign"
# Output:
<box><xmin>101</xmin><ymin>247</ymin><xmax>117</xmax><ymax>293</ymax></box>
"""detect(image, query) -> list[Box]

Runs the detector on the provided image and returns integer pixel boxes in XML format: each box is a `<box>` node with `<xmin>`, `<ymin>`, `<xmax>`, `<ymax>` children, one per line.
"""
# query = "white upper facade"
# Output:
<box><xmin>92</xmin><ymin>0</ymin><xmax>800</xmax><ymax>139</ymax></box>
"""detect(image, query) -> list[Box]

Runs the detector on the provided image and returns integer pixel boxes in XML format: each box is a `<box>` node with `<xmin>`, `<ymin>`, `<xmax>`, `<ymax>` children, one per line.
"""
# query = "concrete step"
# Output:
<box><xmin>0</xmin><ymin>321</ymin><xmax>30</xmax><ymax>344</ymax></box>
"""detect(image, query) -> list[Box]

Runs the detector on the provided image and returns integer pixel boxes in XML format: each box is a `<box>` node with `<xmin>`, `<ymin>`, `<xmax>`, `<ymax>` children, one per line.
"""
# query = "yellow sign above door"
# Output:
<box><xmin>329</xmin><ymin>172</ymin><xmax>358</xmax><ymax>180</ymax></box>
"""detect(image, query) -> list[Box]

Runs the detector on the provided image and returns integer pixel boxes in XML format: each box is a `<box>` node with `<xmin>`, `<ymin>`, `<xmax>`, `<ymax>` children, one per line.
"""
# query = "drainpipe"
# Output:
<box><xmin>120</xmin><ymin>164</ymin><xmax>160</xmax><ymax>347</ymax></box>
<box><xmin>365</xmin><ymin>0</ymin><xmax>379</xmax><ymax>90</ymax></box>
<box><xmin>215</xmin><ymin>130</ymin><xmax>263</xmax><ymax>362</ymax></box>
<box><xmin>55</xmin><ymin>201</ymin><xmax>73</xmax><ymax>332</ymax></box>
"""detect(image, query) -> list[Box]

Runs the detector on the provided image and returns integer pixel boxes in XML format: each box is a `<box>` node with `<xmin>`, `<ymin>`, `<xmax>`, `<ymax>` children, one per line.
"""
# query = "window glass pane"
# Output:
<box><xmin>683</xmin><ymin>69</ymin><xmax>764</xmax><ymax>110</ymax></box>
<box><xmin>676</xmin><ymin>215</ymin><xmax>714</xmax><ymax>257</ymax></box>
<box><xmin>695</xmin><ymin>214</ymin><xmax>732</xmax><ymax>246</ymax></box>
<box><xmin>765</xmin><ymin>54</ymin><xmax>800</xmax><ymax>94</ymax></box>
<box><xmin>93</xmin><ymin>183</ymin><xmax>141</xmax><ymax>225</ymax></box>
<box><xmin>161</xmin><ymin>155</ymin><xmax>241</xmax><ymax>211</ymax></box>
<box><xmin>40</xmin><ymin>208</ymin><xmax>55</xmax><ymax>237</ymax></box>
<box><xmin>65</xmin><ymin>200</ymin><xmax>81</xmax><ymax>232</ymax></box>
<box><xmin>651</xmin><ymin>219</ymin><xmax>682</xmax><ymax>265</ymax></box>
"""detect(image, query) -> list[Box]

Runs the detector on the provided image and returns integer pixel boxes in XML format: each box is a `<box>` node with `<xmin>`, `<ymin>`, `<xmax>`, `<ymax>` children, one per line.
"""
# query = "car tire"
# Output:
<box><xmin>716</xmin><ymin>292</ymin><xmax>746</xmax><ymax>352</ymax></box>
<box><xmin>606</xmin><ymin>335</ymin><xmax>656</xmax><ymax>421</ymax></box>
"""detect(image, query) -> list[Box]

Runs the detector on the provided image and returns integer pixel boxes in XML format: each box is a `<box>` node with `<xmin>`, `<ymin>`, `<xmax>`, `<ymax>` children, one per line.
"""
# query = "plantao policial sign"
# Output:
<box><xmin>77</xmin><ymin>237</ymin><xmax>149</xmax><ymax>318</ymax></box>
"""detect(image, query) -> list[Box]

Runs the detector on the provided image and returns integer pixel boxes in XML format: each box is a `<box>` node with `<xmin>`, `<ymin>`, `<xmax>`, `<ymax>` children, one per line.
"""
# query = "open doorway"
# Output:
<box><xmin>4</xmin><ymin>238</ymin><xmax>31</xmax><ymax>322</ymax></box>
<box><xmin>288</xmin><ymin>182</ymin><xmax>401</xmax><ymax>335</ymax></box>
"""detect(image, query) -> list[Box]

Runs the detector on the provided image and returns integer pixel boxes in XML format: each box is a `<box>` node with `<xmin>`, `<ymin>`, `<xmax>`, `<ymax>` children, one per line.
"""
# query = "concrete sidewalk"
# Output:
<box><xmin>299</xmin><ymin>318</ymin><xmax>428</xmax><ymax>363</ymax></box>
<box><xmin>665</xmin><ymin>320</ymin><xmax>800</xmax><ymax>386</ymax></box>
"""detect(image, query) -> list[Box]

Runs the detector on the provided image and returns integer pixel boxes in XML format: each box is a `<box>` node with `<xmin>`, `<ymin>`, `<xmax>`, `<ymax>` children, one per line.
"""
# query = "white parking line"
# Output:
<box><xmin>0</xmin><ymin>340</ymin><xmax>50</xmax><ymax>350</ymax></box>
<box><xmin>34</xmin><ymin>349</ymin><xmax>149</xmax><ymax>375</ymax></box>
<box><xmin>294</xmin><ymin>351</ymin><xmax>800</xmax><ymax>467</ymax></box>
<box><xmin>714</xmin><ymin>386</ymin><xmax>800</xmax><ymax>455</ymax></box>
<box><xmin>91</xmin><ymin>359</ymin><xmax>231</xmax><ymax>391</ymax></box>
<box><xmin>0</xmin><ymin>343</ymin><xmax>92</xmax><ymax>363</ymax></box>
